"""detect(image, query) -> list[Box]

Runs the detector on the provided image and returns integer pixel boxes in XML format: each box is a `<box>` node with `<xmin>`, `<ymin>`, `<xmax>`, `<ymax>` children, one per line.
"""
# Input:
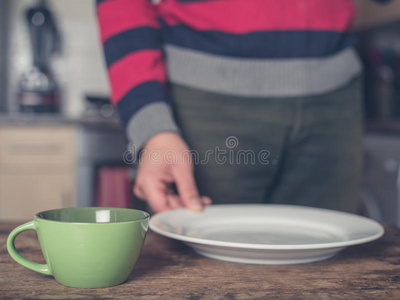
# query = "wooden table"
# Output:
<box><xmin>1</xmin><ymin>221</ymin><xmax>399</xmax><ymax>299</ymax></box>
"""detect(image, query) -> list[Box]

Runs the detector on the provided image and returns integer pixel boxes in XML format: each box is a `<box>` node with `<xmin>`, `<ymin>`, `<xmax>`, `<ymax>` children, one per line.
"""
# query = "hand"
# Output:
<box><xmin>133</xmin><ymin>132</ymin><xmax>212</xmax><ymax>213</ymax></box>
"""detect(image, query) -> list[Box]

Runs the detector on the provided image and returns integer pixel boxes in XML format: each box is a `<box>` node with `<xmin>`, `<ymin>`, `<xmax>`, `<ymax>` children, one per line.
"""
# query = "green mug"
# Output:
<box><xmin>7</xmin><ymin>207</ymin><xmax>150</xmax><ymax>288</ymax></box>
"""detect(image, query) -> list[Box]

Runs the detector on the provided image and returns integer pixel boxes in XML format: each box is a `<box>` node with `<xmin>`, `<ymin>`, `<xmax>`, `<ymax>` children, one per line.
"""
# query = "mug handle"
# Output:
<box><xmin>7</xmin><ymin>221</ymin><xmax>52</xmax><ymax>275</ymax></box>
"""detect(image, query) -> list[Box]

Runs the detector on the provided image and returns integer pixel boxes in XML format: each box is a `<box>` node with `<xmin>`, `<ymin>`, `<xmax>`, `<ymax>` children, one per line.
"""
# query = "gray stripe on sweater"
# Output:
<box><xmin>165</xmin><ymin>45</ymin><xmax>362</xmax><ymax>97</ymax></box>
<box><xmin>126</xmin><ymin>102</ymin><xmax>179</xmax><ymax>153</ymax></box>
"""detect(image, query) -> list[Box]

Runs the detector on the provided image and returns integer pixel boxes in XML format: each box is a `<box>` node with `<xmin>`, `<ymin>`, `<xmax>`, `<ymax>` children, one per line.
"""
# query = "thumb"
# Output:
<box><xmin>141</xmin><ymin>180</ymin><xmax>170</xmax><ymax>213</ymax></box>
<box><xmin>172</xmin><ymin>165</ymin><xmax>203</xmax><ymax>211</ymax></box>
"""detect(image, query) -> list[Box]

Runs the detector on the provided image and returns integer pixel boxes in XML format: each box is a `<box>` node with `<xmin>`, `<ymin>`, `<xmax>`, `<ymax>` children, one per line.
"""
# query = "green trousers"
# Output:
<box><xmin>170</xmin><ymin>77</ymin><xmax>363</xmax><ymax>213</ymax></box>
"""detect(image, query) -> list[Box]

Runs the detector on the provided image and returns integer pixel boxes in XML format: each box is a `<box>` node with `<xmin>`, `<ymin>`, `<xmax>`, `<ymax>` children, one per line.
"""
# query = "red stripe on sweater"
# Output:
<box><xmin>159</xmin><ymin>0</ymin><xmax>355</xmax><ymax>33</ymax></box>
<box><xmin>97</xmin><ymin>0</ymin><xmax>160</xmax><ymax>43</ymax></box>
<box><xmin>108</xmin><ymin>50</ymin><xmax>166</xmax><ymax>104</ymax></box>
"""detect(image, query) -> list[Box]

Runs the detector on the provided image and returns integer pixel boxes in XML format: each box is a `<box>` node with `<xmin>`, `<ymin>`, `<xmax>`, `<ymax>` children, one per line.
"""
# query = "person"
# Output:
<box><xmin>96</xmin><ymin>0</ymin><xmax>389</xmax><ymax>214</ymax></box>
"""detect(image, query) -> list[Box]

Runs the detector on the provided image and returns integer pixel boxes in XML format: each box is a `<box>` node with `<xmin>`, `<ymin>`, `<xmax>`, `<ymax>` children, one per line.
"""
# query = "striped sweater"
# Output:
<box><xmin>96</xmin><ymin>0</ymin><xmax>387</xmax><ymax>152</ymax></box>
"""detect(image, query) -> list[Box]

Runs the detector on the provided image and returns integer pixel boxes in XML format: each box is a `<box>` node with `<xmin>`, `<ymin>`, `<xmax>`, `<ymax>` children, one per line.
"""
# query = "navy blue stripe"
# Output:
<box><xmin>117</xmin><ymin>81</ymin><xmax>169</xmax><ymax>128</ymax></box>
<box><xmin>161</xmin><ymin>22</ymin><xmax>354</xmax><ymax>58</ymax></box>
<box><xmin>97</xmin><ymin>0</ymin><xmax>154</xmax><ymax>6</ymax></box>
<box><xmin>104</xmin><ymin>27</ymin><xmax>162</xmax><ymax>67</ymax></box>
<box><xmin>96</xmin><ymin>0</ymin><xmax>108</xmax><ymax>5</ymax></box>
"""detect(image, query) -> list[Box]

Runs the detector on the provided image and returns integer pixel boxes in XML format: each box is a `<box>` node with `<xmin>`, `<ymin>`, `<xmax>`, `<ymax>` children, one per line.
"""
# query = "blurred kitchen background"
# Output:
<box><xmin>0</xmin><ymin>0</ymin><xmax>400</xmax><ymax>227</ymax></box>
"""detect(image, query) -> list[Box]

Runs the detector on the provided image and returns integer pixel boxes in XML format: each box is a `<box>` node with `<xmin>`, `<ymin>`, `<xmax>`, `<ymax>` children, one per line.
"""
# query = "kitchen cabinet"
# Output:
<box><xmin>0</xmin><ymin>126</ymin><xmax>76</xmax><ymax>220</ymax></box>
<box><xmin>0</xmin><ymin>173</ymin><xmax>74</xmax><ymax>220</ymax></box>
<box><xmin>0</xmin><ymin>117</ymin><xmax>132</xmax><ymax>220</ymax></box>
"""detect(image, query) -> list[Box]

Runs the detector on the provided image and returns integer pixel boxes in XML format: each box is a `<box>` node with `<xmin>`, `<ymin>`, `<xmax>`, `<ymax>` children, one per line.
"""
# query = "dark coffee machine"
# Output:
<box><xmin>18</xmin><ymin>0</ymin><xmax>61</xmax><ymax>113</ymax></box>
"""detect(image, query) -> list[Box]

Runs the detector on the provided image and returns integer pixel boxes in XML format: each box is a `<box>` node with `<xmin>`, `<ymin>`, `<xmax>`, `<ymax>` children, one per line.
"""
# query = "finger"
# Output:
<box><xmin>141</xmin><ymin>179</ymin><xmax>171</xmax><ymax>213</ymax></box>
<box><xmin>133</xmin><ymin>184</ymin><xmax>146</xmax><ymax>200</ymax></box>
<box><xmin>167</xmin><ymin>194</ymin><xmax>184</xmax><ymax>209</ymax></box>
<box><xmin>172</xmin><ymin>166</ymin><xmax>203</xmax><ymax>211</ymax></box>
<box><xmin>201</xmin><ymin>196</ymin><xmax>212</xmax><ymax>206</ymax></box>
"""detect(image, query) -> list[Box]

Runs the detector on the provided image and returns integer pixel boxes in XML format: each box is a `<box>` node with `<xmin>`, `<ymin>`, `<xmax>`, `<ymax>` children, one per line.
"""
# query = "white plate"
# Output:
<box><xmin>149</xmin><ymin>204</ymin><xmax>384</xmax><ymax>265</ymax></box>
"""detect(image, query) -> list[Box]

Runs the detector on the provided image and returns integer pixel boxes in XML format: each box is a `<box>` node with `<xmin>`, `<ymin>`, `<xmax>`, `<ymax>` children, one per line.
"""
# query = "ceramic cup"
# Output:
<box><xmin>7</xmin><ymin>207</ymin><xmax>150</xmax><ymax>288</ymax></box>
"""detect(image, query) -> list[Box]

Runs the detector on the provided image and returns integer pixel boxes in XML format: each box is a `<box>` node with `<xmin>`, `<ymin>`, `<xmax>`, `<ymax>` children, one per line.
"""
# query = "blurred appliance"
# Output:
<box><xmin>95</xmin><ymin>167</ymin><xmax>131</xmax><ymax>208</ymax></box>
<box><xmin>85</xmin><ymin>94</ymin><xmax>115</xmax><ymax>118</ymax></box>
<box><xmin>361</xmin><ymin>133</ymin><xmax>400</xmax><ymax>228</ymax></box>
<box><xmin>18</xmin><ymin>0</ymin><xmax>61</xmax><ymax>113</ymax></box>
<box><xmin>356</xmin><ymin>21</ymin><xmax>400</xmax><ymax>121</ymax></box>
<box><xmin>76</xmin><ymin>127</ymin><xmax>133</xmax><ymax>208</ymax></box>
<box><xmin>0</xmin><ymin>0</ymin><xmax>10</xmax><ymax>112</ymax></box>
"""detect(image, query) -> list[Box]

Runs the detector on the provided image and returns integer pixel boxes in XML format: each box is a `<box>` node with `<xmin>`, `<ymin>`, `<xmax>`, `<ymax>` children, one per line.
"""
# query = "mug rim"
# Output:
<box><xmin>34</xmin><ymin>207</ymin><xmax>150</xmax><ymax>224</ymax></box>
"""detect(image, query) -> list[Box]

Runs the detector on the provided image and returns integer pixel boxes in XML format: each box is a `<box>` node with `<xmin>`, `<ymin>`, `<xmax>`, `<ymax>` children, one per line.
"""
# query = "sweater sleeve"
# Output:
<box><xmin>96</xmin><ymin>0</ymin><xmax>179</xmax><ymax>154</ymax></box>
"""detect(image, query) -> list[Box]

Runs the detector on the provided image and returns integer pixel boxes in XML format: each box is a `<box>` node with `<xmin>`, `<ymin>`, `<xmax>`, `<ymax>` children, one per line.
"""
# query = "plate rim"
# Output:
<box><xmin>149</xmin><ymin>204</ymin><xmax>385</xmax><ymax>251</ymax></box>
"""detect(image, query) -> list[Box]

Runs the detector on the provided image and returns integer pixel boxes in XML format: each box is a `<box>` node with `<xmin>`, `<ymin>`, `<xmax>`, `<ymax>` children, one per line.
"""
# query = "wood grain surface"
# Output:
<box><xmin>1</xmin><ymin>222</ymin><xmax>399</xmax><ymax>299</ymax></box>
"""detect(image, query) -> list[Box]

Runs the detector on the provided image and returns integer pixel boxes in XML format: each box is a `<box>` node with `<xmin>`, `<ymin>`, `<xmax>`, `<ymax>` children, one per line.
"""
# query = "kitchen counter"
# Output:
<box><xmin>0</xmin><ymin>113</ymin><xmax>122</xmax><ymax>130</ymax></box>
<box><xmin>0</xmin><ymin>222</ymin><xmax>399</xmax><ymax>299</ymax></box>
